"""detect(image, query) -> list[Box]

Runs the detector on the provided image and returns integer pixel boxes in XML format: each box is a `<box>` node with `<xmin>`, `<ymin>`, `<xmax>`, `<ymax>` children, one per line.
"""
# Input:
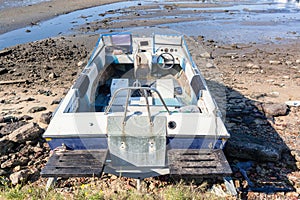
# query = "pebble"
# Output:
<box><xmin>285</xmin><ymin>61</ymin><xmax>293</xmax><ymax>65</ymax></box>
<box><xmin>77</xmin><ymin>61</ymin><xmax>85</xmax><ymax>67</ymax></box>
<box><xmin>251</xmin><ymin>64</ymin><xmax>260</xmax><ymax>69</ymax></box>
<box><xmin>48</xmin><ymin>72</ymin><xmax>57</xmax><ymax>79</ymax></box>
<box><xmin>269</xmin><ymin>60</ymin><xmax>281</xmax><ymax>65</ymax></box>
<box><xmin>268</xmin><ymin>91</ymin><xmax>280</xmax><ymax>98</ymax></box>
<box><xmin>18</xmin><ymin>115</ymin><xmax>33</xmax><ymax>121</ymax></box>
<box><xmin>43</xmin><ymin>65</ymin><xmax>52</xmax><ymax>70</ymax></box>
<box><xmin>200</xmin><ymin>52</ymin><xmax>212</xmax><ymax>59</ymax></box>
<box><xmin>51</xmin><ymin>98</ymin><xmax>61</xmax><ymax>105</ymax></box>
<box><xmin>282</xmin><ymin>75</ymin><xmax>290</xmax><ymax>79</ymax></box>
<box><xmin>0</xmin><ymin>67</ymin><xmax>8</xmax><ymax>75</ymax></box>
<box><xmin>206</xmin><ymin>63</ymin><xmax>215</xmax><ymax>68</ymax></box>
<box><xmin>9</xmin><ymin>169</ymin><xmax>30</xmax><ymax>185</ymax></box>
<box><xmin>247</xmin><ymin>63</ymin><xmax>260</xmax><ymax>69</ymax></box>
<box><xmin>40</xmin><ymin>112</ymin><xmax>52</xmax><ymax>125</ymax></box>
<box><xmin>28</xmin><ymin>106</ymin><xmax>47</xmax><ymax>113</ymax></box>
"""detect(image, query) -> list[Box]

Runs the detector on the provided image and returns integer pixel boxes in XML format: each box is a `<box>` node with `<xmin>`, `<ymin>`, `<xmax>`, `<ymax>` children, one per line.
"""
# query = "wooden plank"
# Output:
<box><xmin>41</xmin><ymin>150</ymin><xmax>108</xmax><ymax>178</ymax></box>
<box><xmin>168</xmin><ymin>149</ymin><xmax>232</xmax><ymax>176</ymax></box>
<box><xmin>170</xmin><ymin>161</ymin><xmax>222</xmax><ymax>168</ymax></box>
<box><xmin>47</xmin><ymin>154</ymin><xmax>104</xmax><ymax>166</ymax></box>
<box><xmin>0</xmin><ymin>79</ymin><xmax>27</xmax><ymax>85</ymax></box>
<box><xmin>42</xmin><ymin>167</ymin><xmax>104</xmax><ymax>178</ymax></box>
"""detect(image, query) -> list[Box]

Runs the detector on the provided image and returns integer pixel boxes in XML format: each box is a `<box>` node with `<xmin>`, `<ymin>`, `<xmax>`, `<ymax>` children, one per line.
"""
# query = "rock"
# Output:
<box><xmin>268</xmin><ymin>91</ymin><xmax>280</xmax><ymax>98</ymax></box>
<box><xmin>282</xmin><ymin>75</ymin><xmax>290</xmax><ymax>79</ymax></box>
<box><xmin>225</xmin><ymin>134</ymin><xmax>283</xmax><ymax>162</ymax></box>
<box><xmin>48</xmin><ymin>72</ymin><xmax>57</xmax><ymax>79</ymax></box>
<box><xmin>0</xmin><ymin>138</ymin><xmax>14</xmax><ymax>156</ymax></box>
<box><xmin>40</xmin><ymin>112</ymin><xmax>52</xmax><ymax>124</ymax></box>
<box><xmin>250</xmin><ymin>92</ymin><xmax>266</xmax><ymax>99</ymax></box>
<box><xmin>9</xmin><ymin>169</ymin><xmax>30</xmax><ymax>185</ymax></box>
<box><xmin>291</xmin><ymin>150</ymin><xmax>300</xmax><ymax>162</ymax></box>
<box><xmin>0</xmin><ymin>49</ymin><xmax>12</xmax><ymax>56</ymax></box>
<box><xmin>0</xmin><ymin>169</ymin><xmax>8</xmax><ymax>176</ymax></box>
<box><xmin>2</xmin><ymin>116</ymin><xmax>19</xmax><ymax>123</ymax></box>
<box><xmin>262</xmin><ymin>103</ymin><xmax>288</xmax><ymax>117</ymax></box>
<box><xmin>0</xmin><ymin>123</ymin><xmax>5</xmax><ymax>130</ymax></box>
<box><xmin>33</xmin><ymin>146</ymin><xmax>43</xmax><ymax>153</ymax></box>
<box><xmin>28</xmin><ymin>106</ymin><xmax>47</xmax><ymax>113</ymax></box>
<box><xmin>285</xmin><ymin>61</ymin><xmax>293</xmax><ymax>65</ymax></box>
<box><xmin>51</xmin><ymin>98</ymin><xmax>61</xmax><ymax>105</ymax></box>
<box><xmin>246</xmin><ymin>63</ymin><xmax>260</xmax><ymax>69</ymax></box>
<box><xmin>200</xmin><ymin>52</ymin><xmax>212</xmax><ymax>59</ymax></box>
<box><xmin>251</xmin><ymin>64</ymin><xmax>260</xmax><ymax>69</ymax></box>
<box><xmin>23</xmin><ymin>97</ymin><xmax>35</xmax><ymax>102</ymax></box>
<box><xmin>0</xmin><ymin>67</ymin><xmax>8</xmax><ymax>75</ymax></box>
<box><xmin>43</xmin><ymin>65</ymin><xmax>52</xmax><ymax>70</ymax></box>
<box><xmin>296</xmin><ymin>59</ymin><xmax>300</xmax><ymax>64</ymax></box>
<box><xmin>1</xmin><ymin>158</ymin><xmax>19</xmax><ymax>169</ymax></box>
<box><xmin>8</xmin><ymin>122</ymin><xmax>44</xmax><ymax>143</ymax></box>
<box><xmin>206</xmin><ymin>63</ymin><xmax>215</xmax><ymax>68</ymax></box>
<box><xmin>18</xmin><ymin>115</ymin><xmax>33</xmax><ymax>121</ymax></box>
<box><xmin>269</xmin><ymin>60</ymin><xmax>281</xmax><ymax>65</ymax></box>
<box><xmin>77</xmin><ymin>61</ymin><xmax>85</xmax><ymax>67</ymax></box>
<box><xmin>0</xmin><ymin>121</ymin><xmax>28</xmax><ymax>136</ymax></box>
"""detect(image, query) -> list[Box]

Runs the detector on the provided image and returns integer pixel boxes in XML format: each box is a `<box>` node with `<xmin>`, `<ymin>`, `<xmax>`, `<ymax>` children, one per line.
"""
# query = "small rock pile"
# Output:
<box><xmin>0</xmin><ymin>37</ymin><xmax>88</xmax><ymax>87</ymax></box>
<box><xmin>0</xmin><ymin>117</ymin><xmax>50</xmax><ymax>185</ymax></box>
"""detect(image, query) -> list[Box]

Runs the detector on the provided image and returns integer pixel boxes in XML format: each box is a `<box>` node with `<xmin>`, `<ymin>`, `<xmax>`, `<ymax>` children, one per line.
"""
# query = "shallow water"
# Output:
<box><xmin>0</xmin><ymin>0</ymin><xmax>300</xmax><ymax>50</ymax></box>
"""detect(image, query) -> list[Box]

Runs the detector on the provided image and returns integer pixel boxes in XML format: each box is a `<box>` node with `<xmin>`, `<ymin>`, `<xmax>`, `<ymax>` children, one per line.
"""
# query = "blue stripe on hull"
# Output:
<box><xmin>167</xmin><ymin>137</ymin><xmax>225</xmax><ymax>149</ymax></box>
<box><xmin>48</xmin><ymin>138</ymin><xmax>108</xmax><ymax>150</ymax></box>
<box><xmin>47</xmin><ymin>137</ymin><xmax>225</xmax><ymax>150</ymax></box>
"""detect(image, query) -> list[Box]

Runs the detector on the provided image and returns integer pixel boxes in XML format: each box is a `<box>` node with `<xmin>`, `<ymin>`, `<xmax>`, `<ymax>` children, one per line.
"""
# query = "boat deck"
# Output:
<box><xmin>41</xmin><ymin>150</ymin><xmax>108</xmax><ymax>178</ymax></box>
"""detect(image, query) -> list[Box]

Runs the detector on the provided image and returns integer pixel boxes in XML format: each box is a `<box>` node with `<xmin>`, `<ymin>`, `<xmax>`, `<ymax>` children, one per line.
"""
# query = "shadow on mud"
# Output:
<box><xmin>149</xmin><ymin>78</ymin><xmax>297</xmax><ymax>198</ymax></box>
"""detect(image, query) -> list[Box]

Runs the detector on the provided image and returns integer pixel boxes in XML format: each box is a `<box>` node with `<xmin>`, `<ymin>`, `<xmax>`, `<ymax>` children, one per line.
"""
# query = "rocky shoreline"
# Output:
<box><xmin>0</xmin><ymin>34</ymin><xmax>299</xmax><ymax>198</ymax></box>
<box><xmin>0</xmin><ymin>0</ymin><xmax>300</xmax><ymax>198</ymax></box>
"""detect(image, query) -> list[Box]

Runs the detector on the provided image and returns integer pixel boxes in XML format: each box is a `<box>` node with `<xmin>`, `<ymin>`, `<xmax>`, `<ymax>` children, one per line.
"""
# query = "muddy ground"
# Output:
<box><xmin>0</xmin><ymin>33</ymin><xmax>299</xmax><ymax>199</ymax></box>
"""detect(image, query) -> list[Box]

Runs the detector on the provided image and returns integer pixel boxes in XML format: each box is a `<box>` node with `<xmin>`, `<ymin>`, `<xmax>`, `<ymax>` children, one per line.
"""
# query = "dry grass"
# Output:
<box><xmin>0</xmin><ymin>176</ymin><xmax>231</xmax><ymax>200</ymax></box>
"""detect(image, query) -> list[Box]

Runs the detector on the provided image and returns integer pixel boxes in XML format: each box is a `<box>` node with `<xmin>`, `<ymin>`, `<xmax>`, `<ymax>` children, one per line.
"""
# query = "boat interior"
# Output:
<box><xmin>65</xmin><ymin>33</ymin><xmax>217</xmax><ymax>116</ymax></box>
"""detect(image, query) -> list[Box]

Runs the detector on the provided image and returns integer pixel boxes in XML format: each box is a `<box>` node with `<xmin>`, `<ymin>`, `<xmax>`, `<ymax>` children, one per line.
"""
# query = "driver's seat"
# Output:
<box><xmin>134</xmin><ymin>52</ymin><xmax>152</xmax><ymax>79</ymax></box>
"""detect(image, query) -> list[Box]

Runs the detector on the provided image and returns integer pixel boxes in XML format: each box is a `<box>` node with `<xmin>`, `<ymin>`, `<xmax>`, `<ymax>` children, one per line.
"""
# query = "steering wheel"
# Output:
<box><xmin>157</xmin><ymin>52</ymin><xmax>175</xmax><ymax>70</ymax></box>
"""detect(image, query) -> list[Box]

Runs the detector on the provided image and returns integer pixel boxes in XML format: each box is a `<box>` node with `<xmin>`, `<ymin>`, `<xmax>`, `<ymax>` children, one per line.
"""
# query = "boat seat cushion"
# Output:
<box><xmin>134</xmin><ymin>52</ymin><xmax>152</xmax><ymax>78</ymax></box>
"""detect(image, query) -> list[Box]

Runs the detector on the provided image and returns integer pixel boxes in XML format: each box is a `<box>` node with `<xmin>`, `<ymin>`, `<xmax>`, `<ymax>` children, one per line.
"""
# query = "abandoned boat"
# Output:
<box><xmin>41</xmin><ymin>29</ymin><xmax>232</xmax><ymax>180</ymax></box>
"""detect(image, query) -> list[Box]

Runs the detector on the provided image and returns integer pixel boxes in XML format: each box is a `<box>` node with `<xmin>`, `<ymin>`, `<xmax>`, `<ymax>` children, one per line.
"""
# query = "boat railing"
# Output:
<box><xmin>104</xmin><ymin>87</ymin><xmax>171</xmax><ymax>126</ymax></box>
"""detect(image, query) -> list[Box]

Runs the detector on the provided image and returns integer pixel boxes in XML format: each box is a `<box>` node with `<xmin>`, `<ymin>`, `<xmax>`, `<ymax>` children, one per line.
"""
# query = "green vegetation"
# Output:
<box><xmin>0</xmin><ymin>177</ymin><xmax>229</xmax><ymax>200</ymax></box>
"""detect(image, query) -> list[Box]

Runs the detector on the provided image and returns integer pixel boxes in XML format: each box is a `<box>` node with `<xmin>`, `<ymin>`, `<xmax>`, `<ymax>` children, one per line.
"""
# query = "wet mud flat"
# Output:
<box><xmin>1</xmin><ymin>0</ymin><xmax>300</xmax><ymax>49</ymax></box>
<box><xmin>0</xmin><ymin>0</ymin><xmax>300</xmax><ymax>199</ymax></box>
